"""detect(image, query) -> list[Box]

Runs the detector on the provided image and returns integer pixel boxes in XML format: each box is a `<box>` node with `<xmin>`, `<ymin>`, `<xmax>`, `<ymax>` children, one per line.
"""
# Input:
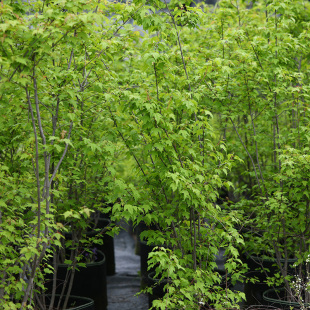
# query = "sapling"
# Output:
<box><xmin>107</xmin><ymin>0</ymin><xmax>247</xmax><ymax>308</ymax></box>
<box><xmin>0</xmin><ymin>0</ymin><xmax>139</xmax><ymax>308</ymax></box>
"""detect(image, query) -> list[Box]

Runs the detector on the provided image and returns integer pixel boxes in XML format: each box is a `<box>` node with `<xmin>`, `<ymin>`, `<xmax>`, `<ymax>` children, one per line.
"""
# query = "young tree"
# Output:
<box><xmin>0</xmin><ymin>0</ymin><xmax>139</xmax><ymax>308</ymax></box>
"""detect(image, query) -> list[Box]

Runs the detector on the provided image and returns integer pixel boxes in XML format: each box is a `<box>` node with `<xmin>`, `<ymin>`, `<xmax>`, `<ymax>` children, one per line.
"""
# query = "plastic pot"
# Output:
<box><xmin>263</xmin><ymin>287</ymin><xmax>310</xmax><ymax>310</ymax></box>
<box><xmin>243</xmin><ymin>253</ymin><xmax>297</xmax><ymax>306</ymax></box>
<box><xmin>66</xmin><ymin>218</ymin><xmax>115</xmax><ymax>276</ymax></box>
<box><xmin>94</xmin><ymin>217</ymin><xmax>115</xmax><ymax>276</ymax></box>
<box><xmin>140</xmin><ymin>240</ymin><xmax>157</xmax><ymax>288</ymax></box>
<box><xmin>135</xmin><ymin>221</ymin><xmax>158</xmax><ymax>256</ymax></box>
<box><xmin>147</xmin><ymin>271</ymin><xmax>170</xmax><ymax>309</ymax></box>
<box><xmin>46</xmin><ymin>250</ymin><xmax>107</xmax><ymax>310</ymax></box>
<box><xmin>244</xmin><ymin>271</ymin><xmax>270</xmax><ymax>306</ymax></box>
<box><xmin>244</xmin><ymin>253</ymin><xmax>297</xmax><ymax>281</ymax></box>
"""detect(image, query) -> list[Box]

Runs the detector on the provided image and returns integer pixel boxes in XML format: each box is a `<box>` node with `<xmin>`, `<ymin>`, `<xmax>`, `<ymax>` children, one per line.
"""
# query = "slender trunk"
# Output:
<box><xmin>192</xmin><ymin>207</ymin><xmax>197</xmax><ymax>271</ymax></box>
<box><xmin>230</xmin><ymin>117</ymin><xmax>263</xmax><ymax>195</ymax></box>
<box><xmin>0</xmin><ymin>270</ymin><xmax>6</xmax><ymax>300</ymax></box>
<box><xmin>48</xmin><ymin>249</ymin><xmax>58</xmax><ymax>310</ymax></box>
<box><xmin>248</xmin><ymin>98</ymin><xmax>267</xmax><ymax>196</ymax></box>
<box><xmin>57</xmin><ymin>246</ymin><xmax>78</xmax><ymax>310</ymax></box>
<box><xmin>274</xmin><ymin>9</ymin><xmax>281</xmax><ymax>174</ymax></box>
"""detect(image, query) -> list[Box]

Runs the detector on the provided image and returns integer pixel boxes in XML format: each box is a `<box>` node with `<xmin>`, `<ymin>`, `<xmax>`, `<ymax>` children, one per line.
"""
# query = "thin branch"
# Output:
<box><xmin>108</xmin><ymin>107</ymin><xmax>147</xmax><ymax>178</ymax></box>
<box><xmin>244</xmin><ymin>73</ymin><xmax>268</xmax><ymax>197</ymax></box>
<box><xmin>164</xmin><ymin>0</ymin><xmax>191</xmax><ymax>93</ymax></box>
<box><xmin>68</xmin><ymin>49</ymin><xmax>74</xmax><ymax>70</ymax></box>
<box><xmin>49</xmin><ymin>122</ymin><xmax>73</xmax><ymax>186</ymax></box>
<box><xmin>230</xmin><ymin>117</ymin><xmax>263</xmax><ymax>195</ymax></box>
<box><xmin>20</xmin><ymin>244</ymin><xmax>48</xmax><ymax>309</ymax></box>
<box><xmin>25</xmin><ymin>86</ymin><xmax>42</xmax><ymax>238</ymax></box>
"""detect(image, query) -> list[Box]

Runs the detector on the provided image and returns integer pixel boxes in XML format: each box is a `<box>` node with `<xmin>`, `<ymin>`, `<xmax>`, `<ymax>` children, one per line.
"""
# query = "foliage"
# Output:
<box><xmin>105</xmin><ymin>0</ymin><xmax>246</xmax><ymax>308</ymax></box>
<box><xmin>0</xmin><ymin>0</ymin><xmax>125</xmax><ymax>308</ymax></box>
<box><xmin>2</xmin><ymin>0</ymin><xmax>310</xmax><ymax>308</ymax></box>
<box><xmin>190</xmin><ymin>0</ymin><xmax>310</xmax><ymax>304</ymax></box>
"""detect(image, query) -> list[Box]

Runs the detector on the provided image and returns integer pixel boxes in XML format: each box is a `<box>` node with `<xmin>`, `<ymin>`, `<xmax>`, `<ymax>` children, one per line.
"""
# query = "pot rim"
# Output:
<box><xmin>44</xmin><ymin>294</ymin><xmax>94</xmax><ymax>310</ymax></box>
<box><xmin>245</xmin><ymin>306</ymin><xmax>281</xmax><ymax>310</ymax></box>
<box><xmin>246</xmin><ymin>252</ymin><xmax>297</xmax><ymax>263</ymax></box>
<box><xmin>148</xmin><ymin>271</ymin><xmax>170</xmax><ymax>284</ymax></box>
<box><xmin>58</xmin><ymin>250</ymin><xmax>106</xmax><ymax>268</ymax></box>
<box><xmin>263</xmin><ymin>287</ymin><xmax>310</xmax><ymax>307</ymax></box>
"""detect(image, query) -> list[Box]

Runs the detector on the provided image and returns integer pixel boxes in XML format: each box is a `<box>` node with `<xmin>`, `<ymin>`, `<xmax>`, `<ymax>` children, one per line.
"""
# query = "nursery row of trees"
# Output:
<box><xmin>1</xmin><ymin>0</ymin><xmax>310</xmax><ymax>309</ymax></box>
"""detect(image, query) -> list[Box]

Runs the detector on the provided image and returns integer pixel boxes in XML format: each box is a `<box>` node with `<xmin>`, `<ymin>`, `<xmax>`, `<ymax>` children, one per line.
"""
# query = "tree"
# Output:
<box><xmin>0</xmin><ymin>1</ymin><xmax>138</xmax><ymax>308</ymax></box>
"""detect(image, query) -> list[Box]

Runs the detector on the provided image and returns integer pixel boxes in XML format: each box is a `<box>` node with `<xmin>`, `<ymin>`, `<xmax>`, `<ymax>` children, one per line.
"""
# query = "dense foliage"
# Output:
<box><xmin>0</xmin><ymin>0</ymin><xmax>310</xmax><ymax>309</ymax></box>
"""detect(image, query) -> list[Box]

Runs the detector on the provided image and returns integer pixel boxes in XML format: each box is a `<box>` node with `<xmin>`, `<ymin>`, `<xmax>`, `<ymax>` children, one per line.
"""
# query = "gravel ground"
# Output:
<box><xmin>107</xmin><ymin>229</ymin><xmax>148</xmax><ymax>310</ymax></box>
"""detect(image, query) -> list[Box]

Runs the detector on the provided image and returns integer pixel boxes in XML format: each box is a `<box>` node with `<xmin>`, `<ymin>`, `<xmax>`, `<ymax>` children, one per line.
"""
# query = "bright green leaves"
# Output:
<box><xmin>5</xmin><ymin>0</ymin><xmax>308</xmax><ymax>308</ymax></box>
<box><xmin>105</xmin><ymin>2</ymin><xmax>246</xmax><ymax>308</ymax></box>
<box><xmin>0</xmin><ymin>1</ymin><xmax>126</xmax><ymax>307</ymax></box>
<box><xmin>134</xmin><ymin>6</ymin><xmax>165</xmax><ymax>32</ymax></box>
<box><xmin>145</xmin><ymin>246</ymin><xmax>244</xmax><ymax>309</ymax></box>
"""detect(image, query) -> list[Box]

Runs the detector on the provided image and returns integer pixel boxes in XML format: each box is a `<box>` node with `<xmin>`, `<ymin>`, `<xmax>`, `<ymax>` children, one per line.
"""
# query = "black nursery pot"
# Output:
<box><xmin>94</xmin><ymin>217</ymin><xmax>116</xmax><ymax>276</ymax></box>
<box><xmin>243</xmin><ymin>253</ymin><xmax>297</xmax><ymax>306</ymax></box>
<box><xmin>216</xmin><ymin>270</ymin><xmax>233</xmax><ymax>290</ymax></box>
<box><xmin>46</xmin><ymin>250</ymin><xmax>107</xmax><ymax>310</ymax></box>
<box><xmin>140</xmin><ymin>239</ymin><xmax>157</xmax><ymax>288</ymax></box>
<box><xmin>244</xmin><ymin>271</ymin><xmax>270</xmax><ymax>306</ymax></box>
<box><xmin>263</xmin><ymin>288</ymin><xmax>310</xmax><ymax>310</ymax></box>
<box><xmin>135</xmin><ymin>221</ymin><xmax>158</xmax><ymax>256</ymax></box>
<box><xmin>44</xmin><ymin>295</ymin><xmax>95</xmax><ymax>310</ymax></box>
<box><xmin>66</xmin><ymin>218</ymin><xmax>116</xmax><ymax>276</ymax></box>
<box><xmin>147</xmin><ymin>271</ymin><xmax>169</xmax><ymax>309</ymax></box>
<box><xmin>244</xmin><ymin>253</ymin><xmax>297</xmax><ymax>281</ymax></box>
